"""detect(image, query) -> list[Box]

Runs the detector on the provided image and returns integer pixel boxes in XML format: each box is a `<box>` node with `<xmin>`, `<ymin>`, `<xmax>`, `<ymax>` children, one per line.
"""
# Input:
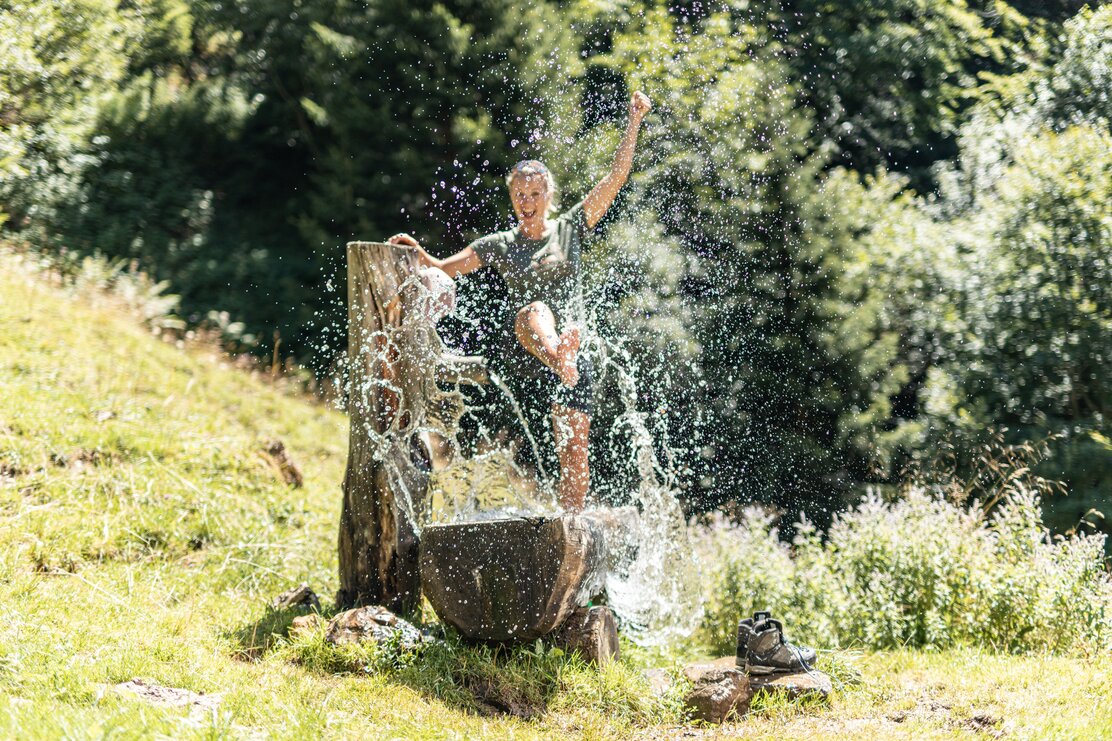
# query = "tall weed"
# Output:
<box><xmin>697</xmin><ymin>485</ymin><xmax>1112</xmax><ymax>653</ymax></box>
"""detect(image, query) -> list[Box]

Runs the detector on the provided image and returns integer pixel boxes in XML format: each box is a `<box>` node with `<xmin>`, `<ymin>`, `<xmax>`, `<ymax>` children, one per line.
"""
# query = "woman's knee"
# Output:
<box><xmin>515</xmin><ymin>301</ymin><xmax>551</xmax><ymax>325</ymax></box>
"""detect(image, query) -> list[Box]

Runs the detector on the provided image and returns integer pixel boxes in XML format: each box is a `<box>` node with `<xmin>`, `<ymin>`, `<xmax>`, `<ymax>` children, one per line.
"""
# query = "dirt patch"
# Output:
<box><xmin>111</xmin><ymin>678</ymin><xmax>222</xmax><ymax>720</ymax></box>
<box><xmin>0</xmin><ymin>461</ymin><xmax>25</xmax><ymax>480</ymax></box>
<box><xmin>888</xmin><ymin>699</ymin><xmax>1004</xmax><ymax>737</ymax></box>
<box><xmin>52</xmin><ymin>448</ymin><xmax>122</xmax><ymax>470</ymax></box>
<box><xmin>465</xmin><ymin>676</ymin><xmax>543</xmax><ymax>720</ymax></box>
<box><xmin>963</xmin><ymin>711</ymin><xmax>1005</xmax><ymax>737</ymax></box>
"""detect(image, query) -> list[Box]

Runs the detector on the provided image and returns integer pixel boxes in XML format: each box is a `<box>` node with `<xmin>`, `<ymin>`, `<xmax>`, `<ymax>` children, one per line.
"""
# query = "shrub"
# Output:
<box><xmin>697</xmin><ymin>486</ymin><xmax>1112</xmax><ymax>654</ymax></box>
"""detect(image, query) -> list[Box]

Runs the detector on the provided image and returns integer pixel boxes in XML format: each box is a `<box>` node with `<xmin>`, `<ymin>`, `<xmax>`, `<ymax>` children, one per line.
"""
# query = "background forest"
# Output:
<box><xmin>2</xmin><ymin>0</ymin><xmax>1110</xmax><ymax>531</ymax></box>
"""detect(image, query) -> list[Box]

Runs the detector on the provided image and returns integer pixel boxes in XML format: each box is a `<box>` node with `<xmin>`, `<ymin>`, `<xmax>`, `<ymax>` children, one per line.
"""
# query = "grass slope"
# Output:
<box><xmin>1</xmin><ymin>248</ymin><xmax>1110</xmax><ymax>739</ymax></box>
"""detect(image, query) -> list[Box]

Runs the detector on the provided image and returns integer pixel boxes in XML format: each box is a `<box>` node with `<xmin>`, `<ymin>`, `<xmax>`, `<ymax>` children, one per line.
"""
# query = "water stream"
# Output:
<box><xmin>361</xmin><ymin>271</ymin><xmax>703</xmax><ymax>644</ymax></box>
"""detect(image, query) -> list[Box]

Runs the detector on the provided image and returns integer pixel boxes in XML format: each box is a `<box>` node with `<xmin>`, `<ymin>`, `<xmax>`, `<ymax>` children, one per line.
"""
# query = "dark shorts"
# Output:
<box><xmin>491</xmin><ymin>339</ymin><xmax>594</xmax><ymax>419</ymax></box>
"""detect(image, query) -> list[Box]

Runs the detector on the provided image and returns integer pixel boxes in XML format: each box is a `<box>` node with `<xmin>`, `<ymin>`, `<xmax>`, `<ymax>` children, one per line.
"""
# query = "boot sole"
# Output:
<box><xmin>747</xmin><ymin>663</ymin><xmax>811</xmax><ymax>675</ymax></box>
<box><xmin>746</xmin><ymin>665</ymin><xmax>779</xmax><ymax>675</ymax></box>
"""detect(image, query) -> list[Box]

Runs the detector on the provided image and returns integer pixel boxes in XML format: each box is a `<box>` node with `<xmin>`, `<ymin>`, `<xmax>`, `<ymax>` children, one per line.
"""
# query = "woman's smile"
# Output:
<box><xmin>511</xmin><ymin>173</ymin><xmax>551</xmax><ymax>232</ymax></box>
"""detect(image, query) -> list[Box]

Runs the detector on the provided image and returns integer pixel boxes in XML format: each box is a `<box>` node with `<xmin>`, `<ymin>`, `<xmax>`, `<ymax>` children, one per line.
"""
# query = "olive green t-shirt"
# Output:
<box><xmin>469</xmin><ymin>202</ymin><xmax>592</xmax><ymax>327</ymax></box>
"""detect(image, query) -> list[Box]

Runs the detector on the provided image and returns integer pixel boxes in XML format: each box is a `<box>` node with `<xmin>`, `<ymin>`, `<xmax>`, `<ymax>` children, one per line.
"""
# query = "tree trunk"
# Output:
<box><xmin>337</xmin><ymin>241</ymin><xmax>465</xmax><ymax>615</ymax></box>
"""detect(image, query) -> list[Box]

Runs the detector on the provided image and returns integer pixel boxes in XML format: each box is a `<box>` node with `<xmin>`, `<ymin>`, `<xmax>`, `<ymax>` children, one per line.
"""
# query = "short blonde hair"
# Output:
<box><xmin>506</xmin><ymin>160</ymin><xmax>559</xmax><ymax>216</ymax></box>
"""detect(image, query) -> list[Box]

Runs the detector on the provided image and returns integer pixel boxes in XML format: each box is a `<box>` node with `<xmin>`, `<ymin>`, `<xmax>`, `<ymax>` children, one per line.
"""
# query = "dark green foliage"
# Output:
<box><xmin>294</xmin><ymin>0</ymin><xmax>585</xmax><ymax>365</ymax></box>
<box><xmin>6</xmin><ymin>0</ymin><xmax>585</xmax><ymax>367</ymax></box>
<box><xmin>747</xmin><ymin>0</ymin><xmax>1033</xmax><ymax>179</ymax></box>
<box><xmin>581</xmin><ymin>2</ymin><xmax>933</xmax><ymax>517</ymax></box>
<box><xmin>906</xmin><ymin>8</ymin><xmax>1112</xmax><ymax>521</ymax></box>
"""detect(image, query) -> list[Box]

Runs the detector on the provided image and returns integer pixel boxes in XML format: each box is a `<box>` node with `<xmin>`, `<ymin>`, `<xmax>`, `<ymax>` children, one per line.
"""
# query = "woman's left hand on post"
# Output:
<box><xmin>387</xmin><ymin>233</ymin><xmax>420</xmax><ymax>248</ymax></box>
<box><xmin>387</xmin><ymin>232</ymin><xmax>434</xmax><ymax>270</ymax></box>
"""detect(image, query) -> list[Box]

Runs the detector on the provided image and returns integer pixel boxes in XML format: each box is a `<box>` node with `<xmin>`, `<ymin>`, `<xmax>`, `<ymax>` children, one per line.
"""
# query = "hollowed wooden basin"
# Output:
<box><xmin>419</xmin><ymin>515</ymin><xmax>606</xmax><ymax>641</ymax></box>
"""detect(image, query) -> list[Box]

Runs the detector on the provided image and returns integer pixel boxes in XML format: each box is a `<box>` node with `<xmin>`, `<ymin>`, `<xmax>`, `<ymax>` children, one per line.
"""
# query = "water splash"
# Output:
<box><xmin>592</xmin><ymin>333</ymin><xmax>704</xmax><ymax>644</ymax></box>
<box><xmin>350</xmin><ymin>263</ymin><xmax>702</xmax><ymax>644</ymax></box>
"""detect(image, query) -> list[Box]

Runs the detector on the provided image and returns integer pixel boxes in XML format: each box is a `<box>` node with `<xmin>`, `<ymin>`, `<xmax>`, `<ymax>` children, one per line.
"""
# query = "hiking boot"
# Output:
<box><xmin>736</xmin><ymin>611</ymin><xmax>816</xmax><ymax>674</ymax></box>
<box><xmin>734</xmin><ymin>610</ymin><xmax>769</xmax><ymax>667</ymax></box>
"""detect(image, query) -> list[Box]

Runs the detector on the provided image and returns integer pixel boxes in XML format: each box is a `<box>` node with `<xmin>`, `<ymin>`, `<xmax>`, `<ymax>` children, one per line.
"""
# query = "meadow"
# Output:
<box><xmin>2</xmin><ymin>247</ymin><xmax>1110</xmax><ymax>739</ymax></box>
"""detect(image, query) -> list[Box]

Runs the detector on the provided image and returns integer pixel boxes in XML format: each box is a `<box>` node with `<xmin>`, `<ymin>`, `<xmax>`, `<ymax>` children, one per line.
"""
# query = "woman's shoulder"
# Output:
<box><xmin>558</xmin><ymin>201</ymin><xmax>585</xmax><ymax>223</ymax></box>
<box><xmin>468</xmin><ymin>229</ymin><xmax>516</xmax><ymax>264</ymax></box>
<box><xmin>555</xmin><ymin>201</ymin><xmax>590</xmax><ymax>237</ymax></box>
<box><xmin>470</xmin><ymin>228</ymin><xmax>514</xmax><ymax>247</ymax></box>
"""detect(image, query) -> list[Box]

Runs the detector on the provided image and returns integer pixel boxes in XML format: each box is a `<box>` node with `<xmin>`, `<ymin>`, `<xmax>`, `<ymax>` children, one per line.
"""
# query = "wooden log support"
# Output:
<box><xmin>420</xmin><ymin>516</ymin><xmax>607</xmax><ymax>642</ymax></box>
<box><xmin>338</xmin><ymin>241</ymin><xmax>466</xmax><ymax>615</ymax></box>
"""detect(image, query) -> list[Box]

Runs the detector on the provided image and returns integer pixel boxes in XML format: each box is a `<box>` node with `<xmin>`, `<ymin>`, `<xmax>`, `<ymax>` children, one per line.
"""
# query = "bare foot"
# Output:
<box><xmin>555</xmin><ymin>326</ymin><xmax>581</xmax><ymax>387</ymax></box>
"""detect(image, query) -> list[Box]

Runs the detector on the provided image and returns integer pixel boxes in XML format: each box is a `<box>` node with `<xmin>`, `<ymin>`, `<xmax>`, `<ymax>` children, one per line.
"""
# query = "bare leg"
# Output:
<box><xmin>514</xmin><ymin>301</ymin><xmax>580</xmax><ymax>387</ymax></box>
<box><xmin>553</xmin><ymin>403</ymin><xmax>590</xmax><ymax>511</ymax></box>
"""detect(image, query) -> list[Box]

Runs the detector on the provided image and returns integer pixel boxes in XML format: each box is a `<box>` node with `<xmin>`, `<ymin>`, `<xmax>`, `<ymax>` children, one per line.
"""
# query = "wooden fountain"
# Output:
<box><xmin>338</xmin><ymin>241</ymin><xmax>634</xmax><ymax>657</ymax></box>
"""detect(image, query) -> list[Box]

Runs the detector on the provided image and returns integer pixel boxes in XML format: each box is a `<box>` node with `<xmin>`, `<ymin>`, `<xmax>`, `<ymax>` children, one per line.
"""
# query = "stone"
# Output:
<box><xmin>553</xmin><ymin>605</ymin><xmax>619</xmax><ymax>665</ymax></box>
<box><xmin>289</xmin><ymin>614</ymin><xmax>323</xmax><ymax>638</ymax></box>
<box><xmin>682</xmin><ymin>661</ymin><xmax>752</xmax><ymax>724</ymax></box>
<box><xmin>749</xmin><ymin>669</ymin><xmax>833</xmax><ymax>700</ymax></box>
<box><xmin>112</xmin><ymin>678</ymin><xmax>222</xmax><ymax>719</ymax></box>
<box><xmin>325</xmin><ymin>605</ymin><xmax>423</xmax><ymax>649</ymax></box>
<box><xmin>706</xmin><ymin>655</ymin><xmax>833</xmax><ymax>702</ymax></box>
<box><xmin>271</xmin><ymin>583</ymin><xmax>321</xmax><ymax>612</ymax></box>
<box><xmin>641</xmin><ymin>668</ymin><xmax>673</xmax><ymax>697</ymax></box>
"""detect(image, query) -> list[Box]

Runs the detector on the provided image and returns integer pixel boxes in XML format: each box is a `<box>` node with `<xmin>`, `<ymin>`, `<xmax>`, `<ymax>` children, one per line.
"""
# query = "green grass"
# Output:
<box><xmin>1</xmin><ymin>245</ymin><xmax>1111</xmax><ymax>739</ymax></box>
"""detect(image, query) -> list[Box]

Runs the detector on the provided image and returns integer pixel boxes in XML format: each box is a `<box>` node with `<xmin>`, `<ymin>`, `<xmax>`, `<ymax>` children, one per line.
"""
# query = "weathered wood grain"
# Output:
<box><xmin>553</xmin><ymin>605</ymin><xmax>619</xmax><ymax>665</ymax></box>
<box><xmin>338</xmin><ymin>241</ymin><xmax>465</xmax><ymax>614</ymax></box>
<box><xmin>420</xmin><ymin>515</ymin><xmax>607</xmax><ymax>641</ymax></box>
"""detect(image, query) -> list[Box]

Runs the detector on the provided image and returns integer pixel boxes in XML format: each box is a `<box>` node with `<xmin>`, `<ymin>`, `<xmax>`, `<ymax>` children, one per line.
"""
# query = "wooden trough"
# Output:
<box><xmin>420</xmin><ymin>516</ymin><xmax>606</xmax><ymax>642</ymax></box>
<box><xmin>340</xmin><ymin>241</ymin><xmax>637</xmax><ymax>650</ymax></box>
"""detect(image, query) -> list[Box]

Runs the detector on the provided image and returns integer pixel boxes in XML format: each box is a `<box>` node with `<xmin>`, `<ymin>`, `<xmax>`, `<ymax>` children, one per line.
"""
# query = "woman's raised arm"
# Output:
<box><xmin>387</xmin><ymin>233</ymin><xmax>482</xmax><ymax>278</ymax></box>
<box><xmin>582</xmin><ymin>91</ymin><xmax>652</xmax><ymax>230</ymax></box>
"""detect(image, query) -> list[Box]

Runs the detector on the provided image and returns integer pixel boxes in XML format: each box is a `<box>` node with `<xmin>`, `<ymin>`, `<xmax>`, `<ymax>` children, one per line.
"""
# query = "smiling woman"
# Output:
<box><xmin>389</xmin><ymin>91</ymin><xmax>652</xmax><ymax>511</ymax></box>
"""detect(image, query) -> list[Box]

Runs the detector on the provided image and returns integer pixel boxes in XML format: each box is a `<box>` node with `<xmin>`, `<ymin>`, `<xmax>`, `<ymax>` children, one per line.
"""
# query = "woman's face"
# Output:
<box><xmin>509</xmin><ymin>173</ymin><xmax>551</xmax><ymax>224</ymax></box>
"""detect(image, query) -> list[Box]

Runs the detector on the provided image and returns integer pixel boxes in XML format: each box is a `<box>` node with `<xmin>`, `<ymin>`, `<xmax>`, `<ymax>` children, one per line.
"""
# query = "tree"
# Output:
<box><xmin>755</xmin><ymin>0</ymin><xmax>1033</xmax><ymax>181</ymax></box>
<box><xmin>568</xmin><ymin>2</ymin><xmax>914</xmax><ymax>519</ymax></box>
<box><xmin>0</xmin><ymin>0</ymin><xmax>137</xmax><ymax>225</ymax></box>
<box><xmin>296</xmin><ymin>0</ymin><xmax>586</xmax><ymax>370</ymax></box>
<box><xmin>855</xmin><ymin>8</ymin><xmax>1112</xmax><ymax>517</ymax></box>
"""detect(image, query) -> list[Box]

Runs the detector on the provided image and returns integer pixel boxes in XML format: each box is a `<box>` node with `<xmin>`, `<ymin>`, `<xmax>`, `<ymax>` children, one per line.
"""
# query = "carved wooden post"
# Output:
<box><xmin>337</xmin><ymin>241</ymin><xmax>466</xmax><ymax>615</ymax></box>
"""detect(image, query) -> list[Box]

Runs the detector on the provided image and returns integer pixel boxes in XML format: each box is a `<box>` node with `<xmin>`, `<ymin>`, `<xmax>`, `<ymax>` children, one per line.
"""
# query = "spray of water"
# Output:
<box><xmin>347</xmin><ymin>260</ymin><xmax>702</xmax><ymax>644</ymax></box>
<box><xmin>591</xmin><ymin>332</ymin><xmax>704</xmax><ymax>644</ymax></box>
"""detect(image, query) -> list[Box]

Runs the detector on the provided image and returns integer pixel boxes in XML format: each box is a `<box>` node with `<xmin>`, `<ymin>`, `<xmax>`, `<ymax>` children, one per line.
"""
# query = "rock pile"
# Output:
<box><xmin>644</xmin><ymin>655</ymin><xmax>834</xmax><ymax>724</ymax></box>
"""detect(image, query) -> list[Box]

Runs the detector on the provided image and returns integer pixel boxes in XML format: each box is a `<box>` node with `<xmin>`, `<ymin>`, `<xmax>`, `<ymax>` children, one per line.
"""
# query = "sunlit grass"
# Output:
<box><xmin>2</xmin><ymin>245</ymin><xmax>1111</xmax><ymax>739</ymax></box>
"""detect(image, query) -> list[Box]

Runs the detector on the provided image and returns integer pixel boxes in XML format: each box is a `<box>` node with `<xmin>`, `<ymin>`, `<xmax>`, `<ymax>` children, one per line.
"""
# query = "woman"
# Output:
<box><xmin>389</xmin><ymin>90</ymin><xmax>652</xmax><ymax>512</ymax></box>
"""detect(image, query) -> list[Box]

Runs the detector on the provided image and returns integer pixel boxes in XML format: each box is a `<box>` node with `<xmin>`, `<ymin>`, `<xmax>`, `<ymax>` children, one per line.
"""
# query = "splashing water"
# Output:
<box><xmin>591</xmin><ymin>332</ymin><xmax>704</xmax><ymax>644</ymax></box>
<box><xmin>353</xmin><ymin>264</ymin><xmax>702</xmax><ymax>644</ymax></box>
